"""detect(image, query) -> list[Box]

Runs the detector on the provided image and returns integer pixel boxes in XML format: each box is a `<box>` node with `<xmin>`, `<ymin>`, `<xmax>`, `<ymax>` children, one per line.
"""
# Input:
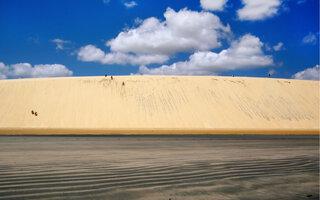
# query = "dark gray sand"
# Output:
<box><xmin>0</xmin><ymin>135</ymin><xmax>318</xmax><ymax>200</ymax></box>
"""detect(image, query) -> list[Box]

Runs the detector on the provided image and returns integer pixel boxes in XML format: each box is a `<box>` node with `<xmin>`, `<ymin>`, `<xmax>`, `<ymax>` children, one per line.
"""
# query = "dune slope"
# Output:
<box><xmin>0</xmin><ymin>76</ymin><xmax>318</xmax><ymax>135</ymax></box>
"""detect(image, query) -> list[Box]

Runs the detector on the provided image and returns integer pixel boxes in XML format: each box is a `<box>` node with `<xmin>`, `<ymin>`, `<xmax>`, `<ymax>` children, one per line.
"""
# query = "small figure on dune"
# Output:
<box><xmin>232</xmin><ymin>74</ymin><xmax>234</xmax><ymax>77</ymax></box>
<box><xmin>268</xmin><ymin>73</ymin><xmax>271</xmax><ymax>78</ymax></box>
<box><xmin>31</xmin><ymin>110</ymin><xmax>34</xmax><ymax>115</ymax></box>
<box><xmin>122</xmin><ymin>82</ymin><xmax>125</xmax><ymax>86</ymax></box>
<box><xmin>105</xmin><ymin>74</ymin><xmax>107</xmax><ymax>77</ymax></box>
<box><xmin>111</xmin><ymin>76</ymin><xmax>113</xmax><ymax>80</ymax></box>
<box><xmin>35</xmin><ymin>112</ymin><xmax>38</xmax><ymax>116</ymax></box>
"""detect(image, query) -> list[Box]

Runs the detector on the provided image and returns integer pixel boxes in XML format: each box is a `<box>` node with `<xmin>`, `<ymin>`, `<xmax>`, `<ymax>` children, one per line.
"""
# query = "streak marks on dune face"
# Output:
<box><xmin>0</xmin><ymin>135</ymin><xmax>318</xmax><ymax>200</ymax></box>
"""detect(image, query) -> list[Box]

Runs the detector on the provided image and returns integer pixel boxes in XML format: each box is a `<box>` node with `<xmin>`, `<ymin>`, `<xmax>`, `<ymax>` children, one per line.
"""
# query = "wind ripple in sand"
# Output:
<box><xmin>0</xmin><ymin>135</ymin><xmax>318</xmax><ymax>200</ymax></box>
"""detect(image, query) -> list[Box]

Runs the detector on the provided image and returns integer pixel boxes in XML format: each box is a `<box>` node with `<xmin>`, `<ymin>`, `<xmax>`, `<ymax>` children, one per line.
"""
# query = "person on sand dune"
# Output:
<box><xmin>31</xmin><ymin>110</ymin><xmax>34</xmax><ymax>115</ymax></box>
<box><xmin>35</xmin><ymin>112</ymin><xmax>38</xmax><ymax>116</ymax></box>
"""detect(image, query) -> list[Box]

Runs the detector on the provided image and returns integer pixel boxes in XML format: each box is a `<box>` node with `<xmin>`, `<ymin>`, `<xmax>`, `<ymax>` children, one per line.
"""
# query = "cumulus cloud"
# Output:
<box><xmin>200</xmin><ymin>0</ymin><xmax>228</xmax><ymax>11</ymax></box>
<box><xmin>237</xmin><ymin>0</ymin><xmax>281</xmax><ymax>21</ymax></box>
<box><xmin>139</xmin><ymin>34</ymin><xmax>273</xmax><ymax>75</ymax></box>
<box><xmin>0</xmin><ymin>63</ymin><xmax>9</xmax><ymax>79</ymax></box>
<box><xmin>77</xmin><ymin>7</ymin><xmax>231</xmax><ymax>67</ymax></box>
<box><xmin>302</xmin><ymin>32</ymin><xmax>318</xmax><ymax>45</ymax></box>
<box><xmin>77</xmin><ymin>45</ymin><xmax>169</xmax><ymax>65</ymax></box>
<box><xmin>51</xmin><ymin>38</ymin><xmax>71</xmax><ymax>50</ymax></box>
<box><xmin>292</xmin><ymin>65</ymin><xmax>320</xmax><ymax>80</ymax></box>
<box><xmin>0</xmin><ymin>62</ymin><xmax>73</xmax><ymax>79</ymax></box>
<box><xmin>273</xmin><ymin>42</ymin><xmax>284</xmax><ymax>51</ymax></box>
<box><xmin>124</xmin><ymin>1</ymin><xmax>137</xmax><ymax>8</ymax></box>
<box><xmin>107</xmin><ymin>7</ymin><xmax>231</xmax><ymax>55</ymax></box>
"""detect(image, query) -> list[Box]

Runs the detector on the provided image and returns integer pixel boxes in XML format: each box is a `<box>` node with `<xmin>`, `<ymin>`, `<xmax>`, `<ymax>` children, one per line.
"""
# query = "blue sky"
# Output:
<box><xmin>0</xmin><ymin>0</ymin><xmax>319</xmax><ymax>80</ymax></box>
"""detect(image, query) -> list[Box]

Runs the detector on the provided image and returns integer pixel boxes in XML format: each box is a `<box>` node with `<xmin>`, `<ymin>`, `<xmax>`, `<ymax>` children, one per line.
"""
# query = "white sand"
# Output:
<box><xmin>0</xmin><ymin>76</ymin><xmax>318</xmax><ymax>135</ymax></box>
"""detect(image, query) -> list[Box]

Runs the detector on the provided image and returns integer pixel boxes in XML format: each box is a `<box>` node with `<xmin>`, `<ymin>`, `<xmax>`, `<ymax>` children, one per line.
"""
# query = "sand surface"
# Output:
<box><xmin>0</xmin><ymin>135</ymin><xmax>318</xmax><ymax>199</ymax></box>
<box><xmin>0</xmin><ymin>76</ymin><xmax>318</xmax><ymax>135</ymax></box>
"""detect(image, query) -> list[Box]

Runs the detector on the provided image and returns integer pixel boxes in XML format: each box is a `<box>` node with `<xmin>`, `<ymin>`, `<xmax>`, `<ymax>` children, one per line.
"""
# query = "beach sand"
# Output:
<box><xmin>0</xmin><ymin>135</ymin><xmax>318</xmax><ymax>199</ymax></box>
<box><xmin>0</xmin><ymin>76</ymin><xmax>318</xmax><ymax>135</ymax></box>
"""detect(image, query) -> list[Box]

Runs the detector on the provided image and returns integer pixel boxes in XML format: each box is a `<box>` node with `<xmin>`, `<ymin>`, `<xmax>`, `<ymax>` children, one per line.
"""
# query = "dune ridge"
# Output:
<box><xmin>0</xmin><ymin>76</ymin><xmax>319</xmax><ymax>135</ymax></box>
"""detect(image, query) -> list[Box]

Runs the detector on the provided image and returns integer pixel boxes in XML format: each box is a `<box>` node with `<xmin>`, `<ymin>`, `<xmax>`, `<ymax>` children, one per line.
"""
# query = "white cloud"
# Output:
<box><xmin>78</xmin><ymin>45</ymin><xmax>105</xmax><ymax>62</ymax></box>
<box><xmin>107</xmin><ymin>7</ymin><xmax>231</xmax><ymax>55</ymax></box>
<box><xmin>124</xmin><ymin>1</ymin><xmax>137</xmax><ymax>8</ymax></box>
<box><xmin>302</xmin><ymin>32</ymin><xmax>318</xmax><ymax>45</ymax></box>
<box><xmin>139</xmin><ymin>34</ymin><xmax>273</xmax><ymax>75</ymax></box>
<box><xmin>268</xmin><ymin>69</ymin><xmax>276</xmax><ymax>76</ymax></box>
<box><xmin>0</xmin><ymin>74</ymin><xmax>7</xmax><ymax>79</ymax></box>
<box><xmin>0</xmin><ymin>62</ymin><xmax>73</xmax><ymax>79</ymax></box>
<box><xmin>0</xmin><ymin>62</ymin><xmax>9</xmax><ymax>79</ymax></box>
<box><xmin>28</xmin><ymin>64</ymin><xmax>73</xmax><ymax>78</ymax></box>
<box><xmin>264</xmin><ymin>43</ymin><xmax>272</xmax><ymax>51</ymax></box>
<box><xmin>273</xmin><ymin>42</ymin><xmax>284</xmax><ymax>51</ymax></box>
<box><xmin>51</xmin><ymin>38</ymin><xmax>71</xmax><ymax>50</ymax></box>
<box><xmin>200</xmin><ymin>0</ymin><xmax>228</xmax><ymax>11</ymax></box>
<box><xmin>77</xmin><ymin>7</ymin><xmax>231</xmax><ymax>67</ymax></box>
<box><xmin>134</xmin><ymin>17</ymin><xmax>143</xmax><ymax>25</ymax></box>
<box><xmin>77</xmin><ymin>45</ymin><xmax>169</xmax><ymax>65</ymax></box>
<box><xmin>292</xmin><ymin>65</ymin><xmax>320</xmax><ymax>80</ymax></box>
<box><xmin>237</xmin><ymin>0</ymin><xmax>281</xmax><ymax>21</ymax></box>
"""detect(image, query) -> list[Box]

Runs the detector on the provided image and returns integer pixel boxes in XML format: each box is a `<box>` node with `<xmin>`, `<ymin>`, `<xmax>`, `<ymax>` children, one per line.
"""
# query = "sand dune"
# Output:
<box><xmin>0</xmin><ymin>76</ymin><xmax>318</xmax><ymax>135</ymax></box>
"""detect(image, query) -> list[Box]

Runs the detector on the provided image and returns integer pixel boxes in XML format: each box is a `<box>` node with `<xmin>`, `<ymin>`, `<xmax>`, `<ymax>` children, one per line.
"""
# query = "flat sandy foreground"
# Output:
<box><xmin>0</xmin><ymin>76</ymin><xmax>319</xmax><ymax>135</ymax></box>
